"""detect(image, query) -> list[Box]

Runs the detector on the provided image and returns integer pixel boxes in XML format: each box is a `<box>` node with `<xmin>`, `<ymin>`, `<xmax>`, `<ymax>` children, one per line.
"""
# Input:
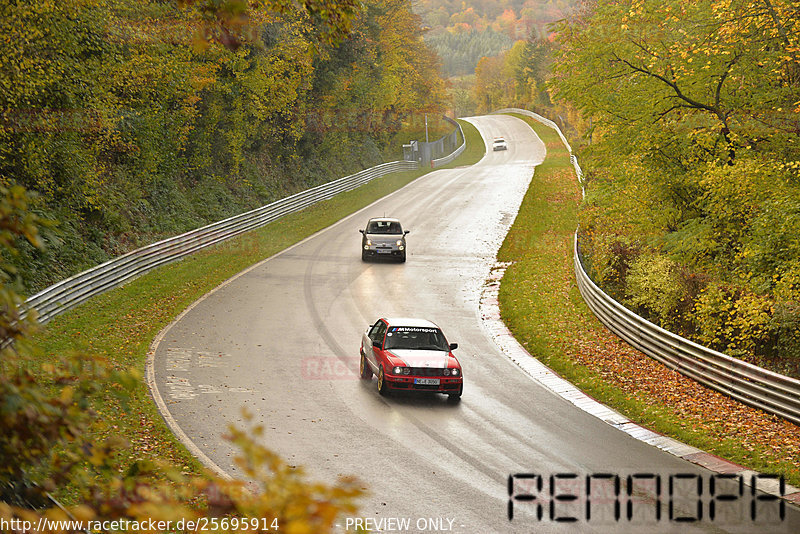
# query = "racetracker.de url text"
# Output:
<box><xmin>0</xmin><ymin>516</ymin><xmax>280</xmax><ymax>532</ymax></box>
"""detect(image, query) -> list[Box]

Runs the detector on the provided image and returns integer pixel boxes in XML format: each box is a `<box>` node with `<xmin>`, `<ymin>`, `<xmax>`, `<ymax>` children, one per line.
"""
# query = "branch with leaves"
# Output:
<box><xmin>178</xmin><ymin>0</ymin><xmax>359</xmax><ymax>50</ymax></box>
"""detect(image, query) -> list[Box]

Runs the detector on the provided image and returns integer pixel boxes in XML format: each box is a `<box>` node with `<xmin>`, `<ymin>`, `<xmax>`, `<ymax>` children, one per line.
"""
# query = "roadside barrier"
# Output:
<box><xmin>24</xmin><ymin>159</ymin><xmax>419</xmax><ymax>323</ymax></box>
<box><xmin>495</xmin><ymin>107</ymin><xmax>800</xmax><ymax>426</ymax></box>
<box><xmin>431</xmin><ymin>117</ymin><xmax>466</xmax><ymax>168</ymax></box>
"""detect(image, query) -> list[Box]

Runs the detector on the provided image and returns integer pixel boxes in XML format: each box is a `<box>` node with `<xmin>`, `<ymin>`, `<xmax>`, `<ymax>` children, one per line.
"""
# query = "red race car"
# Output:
<box><xmin>360</xmin><ymin>318</ymin><xmax>463</xmax><ymax>400</ymax></box>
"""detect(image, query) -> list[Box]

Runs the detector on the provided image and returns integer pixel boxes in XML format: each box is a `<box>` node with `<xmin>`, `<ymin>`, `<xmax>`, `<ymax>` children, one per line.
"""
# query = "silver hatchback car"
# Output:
<box><xmin>359</xmin><ymin>217</ymin><xmax>409</xmax><ymax>262</ymax></box>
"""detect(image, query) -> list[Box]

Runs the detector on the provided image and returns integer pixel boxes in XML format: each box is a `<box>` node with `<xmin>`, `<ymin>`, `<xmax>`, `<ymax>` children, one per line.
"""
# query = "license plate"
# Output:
<box><xmin>377</xmin><ymin>249</ymin><xmax>392</xmax><ymax>254</ymax></box>
<box><xmin>414</xmin><ymin>378</ymin><xmax>440</xmax><ymax>385</ymax></box>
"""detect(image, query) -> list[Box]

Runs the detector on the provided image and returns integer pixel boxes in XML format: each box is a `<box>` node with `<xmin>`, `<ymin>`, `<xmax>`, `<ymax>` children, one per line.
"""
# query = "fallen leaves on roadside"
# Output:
<box><xmin>500</xmin><ymin>118</ymin><xmax>800</xmax><ymax>483</ymax></box>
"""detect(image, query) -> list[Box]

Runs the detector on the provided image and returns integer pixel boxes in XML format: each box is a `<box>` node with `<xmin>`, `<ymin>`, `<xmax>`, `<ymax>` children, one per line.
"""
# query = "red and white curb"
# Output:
<box><xmin>479</xmin><ymin>262</ymin><xmax>800</xmax><ymax>507</ymax></box>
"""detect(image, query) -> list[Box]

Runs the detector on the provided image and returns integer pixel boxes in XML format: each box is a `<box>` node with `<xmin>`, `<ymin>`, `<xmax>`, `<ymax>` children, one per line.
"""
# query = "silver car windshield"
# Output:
<box><xmin>384</xmin><ymin>327</ymin><xmax>449</xmax><ymax>351</ymax></box>
<box><xmin>367</xmin><ymin>221</ymin><xmax>402</xmax><ymax>234</ymax></box>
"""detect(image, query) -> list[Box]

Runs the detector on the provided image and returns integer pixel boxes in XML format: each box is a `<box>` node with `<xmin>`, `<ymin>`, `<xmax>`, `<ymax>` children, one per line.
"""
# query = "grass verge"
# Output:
<box><xmin>33</xmin><ymin>121</ymin><xmax>485</xmax><ymax>498</ymax></box>
<box><xmin>497</xmin><ymin>113</ymin><xmax>800</xmax><ymax>488</ymax></box>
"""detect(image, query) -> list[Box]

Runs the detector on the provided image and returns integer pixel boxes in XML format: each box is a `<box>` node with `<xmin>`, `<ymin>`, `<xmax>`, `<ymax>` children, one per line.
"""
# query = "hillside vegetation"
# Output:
<box><xmin>426</xmin><ymin>28</ymin><xmax>513</xmax><ymax>77</ymax></box>
<box><xmin>444</xmin><ymin>1</ymin><xmax>800</xmax><ymax>379</ymax></box>
<box><xmin>0</xmin><ymin>0</ymin><xmax>456</xmax><ymax>526</ymax></box>
<box><xmin>550</xmin><ymin>0</ymin><xmax>800</xmax><ymax>376</ymax></box>
<box><xmin>1</xmin><ymin>0</ymin><xmax>447</xmax><ymax>294</ymax></box>
<box><xmin>418</xmin><ymin>0</ymin><xmax>578</xmax><ymax>115</ymax></box>
<box><xmin>420</xmin><ymin>0</ymin><xmax>575</xmax><ymax>44</ymax></box>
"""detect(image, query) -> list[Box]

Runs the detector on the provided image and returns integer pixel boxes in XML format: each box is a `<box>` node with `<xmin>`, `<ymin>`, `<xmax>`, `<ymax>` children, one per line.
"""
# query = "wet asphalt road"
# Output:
<box><xmin>151</xmin><ymin>114</ymin><xmax>798</xmax><ymax>533</ymax></box>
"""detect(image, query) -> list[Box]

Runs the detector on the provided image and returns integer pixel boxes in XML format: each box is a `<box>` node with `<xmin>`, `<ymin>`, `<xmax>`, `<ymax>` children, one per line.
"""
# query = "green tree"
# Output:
<box><xmin>472</xmin><ymin>36</ymin><xmax>557</xmax><ymax>113</ymax></box>
<box><xmin>1</xmin><ymin>0</ymin><xmax>447</xmax><ymax>294</ymax></box>
<box><xmin>551</xmin><ymin>0</ymin><xmax>800</xmax><ymax>166</ymax></box>
<box><xmin>551</xmin><ymin>0</ymin><xmax>800</xmax><ymax>374</ymax></box>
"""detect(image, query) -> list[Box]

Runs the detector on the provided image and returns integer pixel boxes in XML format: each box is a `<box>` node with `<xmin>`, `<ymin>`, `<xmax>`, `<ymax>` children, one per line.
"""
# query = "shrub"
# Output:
<box><xmin>767</xmin><ymin>262</ymin><xmax>800</xmax><ymax>375</ymax></box>
<box><xmin>691</xmin><ymin>282</ymin><xmax>772</xmax><ymax>359</ymax></box>
<box><xmin>585</xmin><ymin>234</ymin><xmax>641</xmax><ymax>299</ymax></box>
<box><xmin>624</xmin><ymin>253</ymin><xmax>690</xmax><ymax>331</ymax></box>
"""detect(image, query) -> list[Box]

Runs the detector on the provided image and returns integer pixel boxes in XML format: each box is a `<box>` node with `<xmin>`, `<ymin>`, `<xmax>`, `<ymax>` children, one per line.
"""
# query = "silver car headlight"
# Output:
<box><xmin>396</xmin><ymin>240</ymin><xmax>403</xmax><ymax>246</ymax></box>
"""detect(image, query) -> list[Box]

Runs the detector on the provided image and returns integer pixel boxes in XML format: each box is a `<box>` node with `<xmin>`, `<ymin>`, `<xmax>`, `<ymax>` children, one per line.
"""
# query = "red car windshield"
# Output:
<box><xmin>384</xmin><ymin>327</ymin><xmax>449</xmax><ymax>351</ymax></box>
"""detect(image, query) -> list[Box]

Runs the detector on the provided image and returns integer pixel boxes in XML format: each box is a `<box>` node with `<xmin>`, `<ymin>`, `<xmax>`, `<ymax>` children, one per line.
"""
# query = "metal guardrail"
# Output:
<box><xmin>24</xmin><ymin>159</ymin><xmax>419</xmax><ymax>323</ymax></box>
<box><xmin>574</xmin><ymin>236</ymin><xmax>800</xmax><ymax>426</ymax></box>
<box><xmin>431</xmin><ymin>117</ymin><xmax>466</xmax><ymax>168</ymax></box>
<box><xmin>497</xmin><ymin>107</ymin><xmax>800</xmax><ymax>425</ymax></box>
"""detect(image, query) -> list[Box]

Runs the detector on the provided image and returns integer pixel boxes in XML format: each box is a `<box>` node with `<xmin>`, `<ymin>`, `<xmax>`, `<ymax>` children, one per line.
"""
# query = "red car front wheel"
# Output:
<box><xmin>377</xmin><ymin>367</ymin><xmax>388</xmax><ymax>396</ymax></box>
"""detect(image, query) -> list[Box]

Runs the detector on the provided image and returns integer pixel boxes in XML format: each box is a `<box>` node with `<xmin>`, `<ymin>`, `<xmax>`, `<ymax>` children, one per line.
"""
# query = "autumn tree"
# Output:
<box><xmin>1</xmin><ymin>0</ymin><xmax>448</xmax><ymax>524</ymax></box>
<box><xmin>0</xmin><ymin>0</ymin><xmax>371</xmax><ymax>524</ymax></box>
<box><xmin>1</xmin><ymin>0</ymin><xmax>448</xmax><ymax>293</ymax></box>
<box><xmin>551</xmin><ymin>0</ymin><xmax>800</xmax><ymax>166</ymax></box>
<box><xmin>551</xmin><ymin>0</ymin><xmax>800</xmax><ymax>373</ymax></box>
<box><xmin>472</xmin><ymin>37</ymin><xmax>557</xmax><ymax>113</ymax></box>
<box><xmin>474</xmin><ymin>55</ymin><xmax>508</xmax><ymax>113</ymax></box>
